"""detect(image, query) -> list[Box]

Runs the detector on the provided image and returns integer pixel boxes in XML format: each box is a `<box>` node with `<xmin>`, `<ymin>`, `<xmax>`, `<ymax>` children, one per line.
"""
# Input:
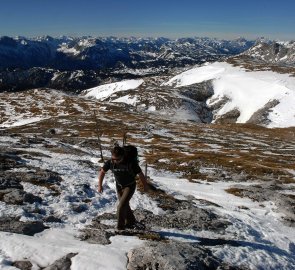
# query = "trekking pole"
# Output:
<box><xmin>145</xmin><ymin>163</ymin><xmax>148</xmax><ymax>179</ymax></box>
<box><xmin>122</xmin><ymin>131</ymin><xmax>127</xmax><ymax>146</ymax></box>
<box><xmin>92</xmin><ymin>110</ymin><xmax>104</xmax><ymax>162</ymax></box>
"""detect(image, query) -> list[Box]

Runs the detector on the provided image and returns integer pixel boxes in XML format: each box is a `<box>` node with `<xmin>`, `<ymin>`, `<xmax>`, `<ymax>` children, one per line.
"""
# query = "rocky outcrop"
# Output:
<box><xmin>10</xmin><ymin>253</ymin><xmax>77</xmax><ymax>270</ymax></box>
<box><xmin>43</xmin><ymin>253</ymin><xmax>77</xmax><ymax>270</ymax></box>
<box><xmin>82</xmin><ymin>210</ymin><xmax>238</xmax><ymax>269</ymax></box>
<box><xmin>207</xmin><ymin>96</ymin><xmax>229</xmax><ymax>112</ymax></box>
<box><xmin>127</xmin><ymin>241</ymin><xmax>242</xmax><ymax>270</ymax></box>
<box><xmin>0</xmin><ymin>152</ymin><xmax>24</xmax><ymax>171</ymax></box>
<box><xmin>0</xmin><ymin>149</ymin><xmax>62</xmax><ymax>231</ymax></box>
<box><xmin>243</xmin><ymin>40</ymin><xmax>295</xmax><ymax>65</ymax></box>
<box><xmin>0</xmin><ymin>217</ymin><xmax>48</xmax><ymax>236</ymax></box>
<box><xmin>207</xmin><ymin>94</ymin><xmax>241</xmax><ymax>124</ymax></box>
<box><xmin>11</xmin><ymin>260</ymin><xmax>33</xmax><ymax>270</ymax></box>
<box><xmin>1</xmin><ymin>169</ymin><xmax>62</xmax><ymax>187</ymax></box>
<box><xmin>179</xmin><ymin>80</ymin><xmax>214</xmax><ymax>102</ymax></box>
<box><xmin>247</xmin><ymin>99</ymin><xmax>280</xmax><ymax>126</ymax></box>
<box><xmin>134</xmin><ymin>208</ymin><xmax>230</xmax><ymax>232</ymax></box>
<box><xmin>0</xmin><ymin>188</ymin><xmax>42</xmax><ymax>205</ymax></box>
<box><xmin>0</xmin><ymin>151</ymin><xmax>60</xmax><ymax>206</ymax></box>
<box><xmin>0</xmin><ymin>152</ymin><xmax>44</xmax><ymax>205</ymax></box>
<box><xmin>214</xmin><ymin>108</ymin><xmax>241</xmax><ymax>124</ymax></box>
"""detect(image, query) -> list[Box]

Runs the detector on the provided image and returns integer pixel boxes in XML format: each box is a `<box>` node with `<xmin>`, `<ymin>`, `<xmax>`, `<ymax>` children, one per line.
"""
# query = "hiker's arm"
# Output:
<box><xmin>98</xmin><ymin>169</ymin><xmax>106</xmax><ymax>193</ymax></box>
<box><xmin>138</xmin><ymin>171</ymin><xmax>148</xmax><ymax>192</ymax></box>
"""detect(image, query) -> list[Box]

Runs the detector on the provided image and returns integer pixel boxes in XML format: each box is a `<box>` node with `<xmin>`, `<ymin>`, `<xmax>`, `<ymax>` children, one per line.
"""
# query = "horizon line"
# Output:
<box><xmin>1</xmin><ymin>34</ymin><xmax>291</xmax><ymax>42</ymax></box>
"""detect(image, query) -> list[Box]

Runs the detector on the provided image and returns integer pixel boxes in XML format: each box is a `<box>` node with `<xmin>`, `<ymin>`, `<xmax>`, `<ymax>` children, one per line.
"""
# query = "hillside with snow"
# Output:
<box><xmin>83</xmin><ymin>79</ymin><xmax>144</xmax><ymax>101</ymax></box>
<box><xmin>242</xmin><ymin>40</ymin><xmax>295</xmax><ymax>65</ymax></box>
<box><xmin>164</xmin><ymin>62</ymin><xmax>295</xmax><ymax>128</ymax></box>
<box><xmin>0</xmin><ymin>87</ymin><xmax>295</xmax><ymax>269</ymax></box>
<box><xmin>80</xmin><ymin>62</ymin><xmax>295</xmax><ymax>128</ymax></box>
<box><xmin>1</xmin><ymin>36</ymin><xmax>295</xmax><ymax>269</ymax></box>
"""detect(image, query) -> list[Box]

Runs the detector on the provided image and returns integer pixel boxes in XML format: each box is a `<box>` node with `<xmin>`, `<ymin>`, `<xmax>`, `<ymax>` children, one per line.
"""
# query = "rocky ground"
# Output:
<box><xmin>0</xmin><ymin>88</ymin><xmax>295</xmax><ymax>269</ymax></box>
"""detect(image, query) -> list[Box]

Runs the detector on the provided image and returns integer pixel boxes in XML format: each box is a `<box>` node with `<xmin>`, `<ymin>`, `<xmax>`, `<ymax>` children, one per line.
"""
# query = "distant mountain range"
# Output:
<box><xmin>0</xmin><ymin>36</ymin><xmax>255</xmax><ymax>92</ymax></box>
<box><xmin>0</xmin><ymin>36</ymin><xmax>254</xmax><ymax>70</ymax></box>
<box><xmin>0</xmin><ymin>36</ymin><xmax>294</xmax><ymax>93</ymax></box>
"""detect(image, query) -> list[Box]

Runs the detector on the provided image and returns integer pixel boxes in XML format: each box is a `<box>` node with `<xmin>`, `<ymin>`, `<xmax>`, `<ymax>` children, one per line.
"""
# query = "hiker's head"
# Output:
<box><xmin>111</xmin><ymin>146</ymin><xmax>124</xmax><ymax>163</ymax></box>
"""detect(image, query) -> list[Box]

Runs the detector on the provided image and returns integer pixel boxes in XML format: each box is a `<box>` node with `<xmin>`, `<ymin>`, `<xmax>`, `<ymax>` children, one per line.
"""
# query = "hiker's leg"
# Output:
<box><xmin>116</xmin><ymin>188</ymin><xmax>125</xmax><ymax>229</ymax></box>
<box><xmin>116</xmin><ymin>185</ymin><xmax>135</xmax><ymax>229</ymax></box>
<box><xmin>117</xmin><ymin>187</ymin><xmax>134</xmax><ymax>229</ymax></box>
<box><xmin>125</xmin><ymin>184</ymin><xmax>136</xmax><ymax>226</ymax></box>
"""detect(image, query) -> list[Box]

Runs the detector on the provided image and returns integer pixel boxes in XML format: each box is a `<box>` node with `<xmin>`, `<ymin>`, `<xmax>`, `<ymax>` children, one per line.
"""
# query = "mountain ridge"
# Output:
<box><xmin>242</xmin><ymin>39</ymin><xmax>295</xmax><ymax>65</ymax></box>
<box><xmin>2</xmin><ymin>36</ymin><xmax>295</xmax><ymax>94</ymax></box>
<box><xmin>0</xmin><ymin>35</ymin><xmax>254</xmax><ymax>70</ymax></box>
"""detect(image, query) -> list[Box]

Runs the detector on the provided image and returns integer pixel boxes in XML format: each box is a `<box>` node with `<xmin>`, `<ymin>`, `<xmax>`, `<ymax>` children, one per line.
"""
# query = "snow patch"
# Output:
<box><xmin>113</xmin><ymin>95</ymin><xmax>138</xmax><ymax>106</ymax></box>
<box><xmin>82</xmin><ymin>79</ymin><xmax>144</xmax><ymax>101</ymax></box>
<box><xmin>164</xmin><ymin>62</ymin><xmax>295</xmax><ymax>127</ymax></box>
<box><xmin>0</xmin><ymin>116</ymin><xmax>49</xmax><ymax>128</ymax></box>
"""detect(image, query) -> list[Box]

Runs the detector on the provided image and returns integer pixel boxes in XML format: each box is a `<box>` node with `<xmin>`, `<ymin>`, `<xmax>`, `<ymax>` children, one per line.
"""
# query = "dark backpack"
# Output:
<box><xmin>123</xmin><ymin>145</ymin><xmax>138</xmax><ymax>164</ymax></box>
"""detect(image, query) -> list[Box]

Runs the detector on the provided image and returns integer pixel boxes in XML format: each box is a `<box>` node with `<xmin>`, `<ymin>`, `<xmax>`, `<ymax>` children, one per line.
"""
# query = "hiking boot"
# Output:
<box><xmin>125</xmin><ymin>222</ymin><xmax>145</xmax><ymax>230</ymax></box>
<box><xmin>125</xmin><ymin>223</ymin><xmax>135</xmax><ymax>229</ymax></box>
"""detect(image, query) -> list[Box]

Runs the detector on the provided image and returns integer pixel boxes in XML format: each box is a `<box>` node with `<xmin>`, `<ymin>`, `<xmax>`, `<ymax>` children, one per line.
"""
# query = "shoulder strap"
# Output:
<box><xmin>111</xmin><ymin>160</ymin><xmax>115</xmax><ymax>171</ymax></box>
<box><xmin>127</xmin><ymin>162</ymin><xmax>136</xmax><ymax>177</ymax></box>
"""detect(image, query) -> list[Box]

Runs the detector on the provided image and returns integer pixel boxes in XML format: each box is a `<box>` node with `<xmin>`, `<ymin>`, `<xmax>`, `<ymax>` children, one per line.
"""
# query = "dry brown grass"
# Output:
<box><xmin>3</xmin><ymin>89</ymin><xmax>295</xmax><ymax>185</ymax></box>
<box><xmin>224</xmin><ymin>187</ymin><xmax>244</xmax><ymax>197</ymax></box>
<box><xmin>227</xmin><ymin>56</ymin><xmax>295</xmax><ymax>77</ymax></box>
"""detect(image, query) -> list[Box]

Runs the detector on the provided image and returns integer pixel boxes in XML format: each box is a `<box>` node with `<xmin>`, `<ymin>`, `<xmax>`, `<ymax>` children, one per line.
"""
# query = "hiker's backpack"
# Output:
<box><xmin>123</xmin><ymin>145</ymin><xmax>138</xmax><ymax>164</ymax></box>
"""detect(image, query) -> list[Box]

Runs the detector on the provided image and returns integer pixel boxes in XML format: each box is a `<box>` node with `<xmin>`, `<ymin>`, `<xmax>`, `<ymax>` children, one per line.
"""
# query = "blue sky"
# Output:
<box><xmin>0</xmin><ymin>0</ymin><xmax>294</xmax><ymax>40</ymax></box>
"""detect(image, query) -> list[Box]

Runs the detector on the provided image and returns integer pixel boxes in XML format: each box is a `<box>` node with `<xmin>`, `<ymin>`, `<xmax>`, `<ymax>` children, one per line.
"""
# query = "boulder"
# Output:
<box><xmin>43</xmin><ymin>253</ymin><xmax>77</xmax><ymax>270</ymax></box>
<box><xmin>127</xmin><ymin>241</ymin><xmax>240</xmax><ymax>270</ymax></box>
<box><xmin>0</xmin><ymin>152</ymin><xmax>23</xmax><ymax>171</ymax></box>
<box><xmin>0</xmin><ymin>173</ymin><xmax>23</xmax><ymax>189</ymax></box>
<box><xmin>0</xmin><ymin>188</ymin><xmax>42</xmax><ymax>205</ymax></box>
<box><xmin>2</xmin><ymin>189</ymin><xmax>25</xmax><ymax>205</ymax></box>
<box><xmin>44</xmin><ymin>215</ymin><xmax>62</xmax><ymax>223</ymax></box>
<box><xmin>0</xmin><ymin>217</ymin><xmax>48</xmax><ymax>236</ymax></box>
<box><xmin>12</xmin><ymin>260</ymin><xmax>33</xmax><ymax>270</ymax></box>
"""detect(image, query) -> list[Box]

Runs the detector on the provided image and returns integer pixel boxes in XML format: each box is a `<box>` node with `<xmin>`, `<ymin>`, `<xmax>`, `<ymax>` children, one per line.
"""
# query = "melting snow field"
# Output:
<box><xmin>0</xmin><ymin>62</ymin><xmax>295</xmax><ymax>268</ymax></box>
<box><xmin>80</xmin><ymin>61</ymin><xmax>295</xmax><ymax>128</ymax></box>
<box><xmin>152</xmin><ymin>174</ymin><xmax>295</xmax><ymax>269</ymax></box>
<box><xmin>0</xmin><ymin>228</ymin><xmax>144</xmax><ymax>270</ymax></box>
<box><xmin>82</xmin><ymin>79</ymin><xmax>144</xmax><ymax>101</ymax></box>
<box><xmin>1</xmin><ymin>62</ymin><xmax>295</xmax><ymax>129</ymax></box>
<box><xmin>164</xmin><ymin>62</ymin><xmax>295</xmax><ymax>128</ymax></box>
<box><xmin>0</xmin><ymin>117</ymin><xmax>50</xmax><ymax>129</ymax></box>
<box><xmin>0</xmin><ymin>137</ymin><xmax>294</xmax><ymax>269</ymax></box>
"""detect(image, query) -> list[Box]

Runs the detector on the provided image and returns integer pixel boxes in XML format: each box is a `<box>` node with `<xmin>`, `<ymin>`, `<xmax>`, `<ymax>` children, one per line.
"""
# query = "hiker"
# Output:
<box><xmin>98</xmin><ymin>145</ymin><xmax>148</xmax><ymax>230</ymax></box>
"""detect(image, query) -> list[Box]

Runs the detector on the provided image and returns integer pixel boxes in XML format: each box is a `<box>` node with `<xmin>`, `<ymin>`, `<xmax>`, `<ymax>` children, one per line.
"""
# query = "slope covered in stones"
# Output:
<box><xmin>0</xmin><ymin>87</ymin><xmax>295</xmax><ymax>268</ymax></box>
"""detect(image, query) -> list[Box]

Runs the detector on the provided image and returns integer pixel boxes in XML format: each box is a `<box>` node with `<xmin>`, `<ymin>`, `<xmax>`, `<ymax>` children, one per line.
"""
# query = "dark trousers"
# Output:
<box><xmin>116</xmin><ymin>183</ymin><xmax>136</xmax><ymax>229</ymax></box>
